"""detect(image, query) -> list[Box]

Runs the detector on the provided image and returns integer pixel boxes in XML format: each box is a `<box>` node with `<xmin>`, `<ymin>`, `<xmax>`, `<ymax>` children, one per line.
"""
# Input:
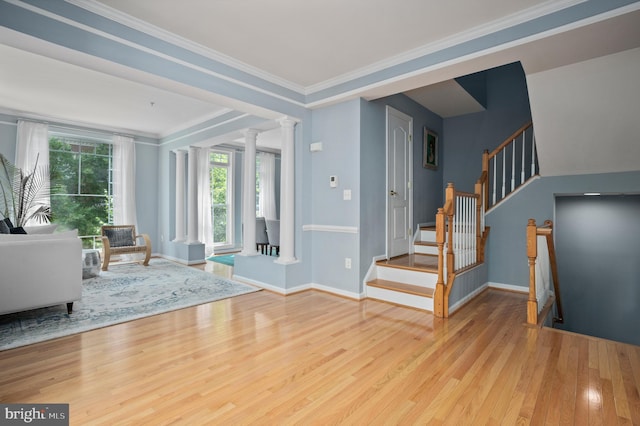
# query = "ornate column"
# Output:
<box><xmin>186</xmin><ymin>146</ymin><xmax>200</xmax><ymax>244</ymax></box>
<box><xmin>240</xmin><ymin>129</ymin><xmax>259</xmax><ymax>256</ymax></box>
<box><xmin>277</xmin><ymin>117</ymin><xmax>296</xmax><ymax>264</ymax></box>
<box><xmin>173</xmin><ymin>150</ymin><xmax>186</xmax><ymax>242</ymax></box>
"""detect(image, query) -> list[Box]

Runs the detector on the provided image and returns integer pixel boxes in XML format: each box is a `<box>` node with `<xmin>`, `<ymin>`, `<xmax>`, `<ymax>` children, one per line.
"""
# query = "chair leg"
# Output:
<box><xmin>102</xmin><ymin>250</ymin><xmax>110</xmax><ymax>271</ymax></box>
<box><xmin>142</xmin><ymin>246</ymin><xmax>151</xmax><ymax>266</ymax></box>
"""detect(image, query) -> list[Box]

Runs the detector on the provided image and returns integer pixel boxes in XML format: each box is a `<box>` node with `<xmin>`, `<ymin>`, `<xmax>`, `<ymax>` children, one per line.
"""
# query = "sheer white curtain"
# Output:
<box><xmin>112</xmin><ymin>135</ymin><xmax>137</xmax><ymax>226</ymax></box>
<box><xmin>15</xmin><ymin>120</ymin><xmax>50</xmax><ymax>225</ymax></box>
<box><xmin>258</xmin><ymin>152</ymin><xmax>277</xmax><ymax>220</ymax></box>
<box><xmin>197</xmin><ymin>147</ymin><xmax>214</xmax><ymax>254</ymax></box>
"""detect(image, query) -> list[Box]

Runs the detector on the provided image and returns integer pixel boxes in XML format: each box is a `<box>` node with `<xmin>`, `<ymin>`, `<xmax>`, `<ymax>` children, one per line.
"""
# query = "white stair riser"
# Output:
<box><xmin>366</xmin><ymin>286</ymin><xmax>434</xmax><ymax>312</ymax></box>
<box><xmin>414</xmin><ymin>245</ymin><xmax>439</xmax><ymax>255</ymax></box>
<box><xmin>377</xmin><ymin>266</ymin><xmax>438</xmax><ymax>288</ymax></box>
<box><xmin>420</xmin><ymin>229</ymin><xmax>436</xmax><ymax>241</ymax></box>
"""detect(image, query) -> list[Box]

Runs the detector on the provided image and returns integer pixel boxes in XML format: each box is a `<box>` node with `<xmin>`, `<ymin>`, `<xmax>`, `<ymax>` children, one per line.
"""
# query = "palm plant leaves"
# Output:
<box><xmin>0</xmin><ymin>153</ymin><xmax>51</xmax><ymax>226</ymax></box>
<box><xmin>0</xmin><ymin>153</ymin><xmax>18</xmax><ymax>220</ymax></box>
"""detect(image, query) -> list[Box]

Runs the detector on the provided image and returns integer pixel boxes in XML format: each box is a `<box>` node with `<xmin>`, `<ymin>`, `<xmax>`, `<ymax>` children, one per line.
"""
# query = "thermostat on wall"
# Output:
<box><xmin>330</xmin><ymin>175</ymin><xmax>338</xmax><ymax>188</ymax></box>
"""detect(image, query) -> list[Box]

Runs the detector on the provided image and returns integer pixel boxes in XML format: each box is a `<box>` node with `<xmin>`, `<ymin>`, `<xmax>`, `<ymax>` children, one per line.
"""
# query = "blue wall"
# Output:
<box><xmin>486</xmin><ymin>171</ymin><xmax>640</xmax><ymax>288</ymax></box>
<box><xmin>309</xmin><ymin>99</ymin><xmax>361</xmax><ymax>294</ymax></box>
<box><xmin>443</xmin><ymin>62</ymin><xmax>532</xmax><ymax>191</ymax></box>
<box><xmin>374</xmin><ymin>95</ymin><xmax>444</xmax><ymax>226</ymax></box>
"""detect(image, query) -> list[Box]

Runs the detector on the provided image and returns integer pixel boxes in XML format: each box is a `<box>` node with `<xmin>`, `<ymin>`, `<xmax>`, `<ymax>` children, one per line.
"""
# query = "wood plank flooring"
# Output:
<box><xmin>1</xmin><ymin>262</ymin><xmax>639</xmax><ymax>424</ymax></box>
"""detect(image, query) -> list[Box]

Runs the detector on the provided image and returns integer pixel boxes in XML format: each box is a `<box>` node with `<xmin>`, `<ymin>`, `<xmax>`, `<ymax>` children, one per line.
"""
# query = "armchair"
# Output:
<box><xmin>101</xmin><ymin>225</ymin><xmax>151</xmax><ymax>271</ymax></box>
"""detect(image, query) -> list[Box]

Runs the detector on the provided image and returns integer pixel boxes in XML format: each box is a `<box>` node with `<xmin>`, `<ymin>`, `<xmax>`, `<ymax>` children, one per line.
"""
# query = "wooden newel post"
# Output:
<box><xmin>526</xmin><ymin>218</ymin><xmax>538</xmax><ymax>325</ymax></box>
<box><xmin>474</xmin><ymin>181</ymin><xmax>483</xmax><ymax>262</ymax></box>
<box><xmin>446</xmin><ymin>183</ymin><xmax>455</xmax><ymax>272</ymax></box>
<box><xmin>434</xmin><ymin>208</ymin><xmax>445</xmax><ymax>318</ymax></box>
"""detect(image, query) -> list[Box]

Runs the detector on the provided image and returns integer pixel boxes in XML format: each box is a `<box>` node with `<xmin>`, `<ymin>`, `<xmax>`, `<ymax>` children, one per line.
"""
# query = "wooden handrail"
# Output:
<box><xmin>488</xmin><ymin>121</ymin><xmax>533</xmax><ymax>159</ymax></box>
<box><xmin>526</xmin><ymin>219</ymin><xmax>563</xmax><ymax>325</ymax></box>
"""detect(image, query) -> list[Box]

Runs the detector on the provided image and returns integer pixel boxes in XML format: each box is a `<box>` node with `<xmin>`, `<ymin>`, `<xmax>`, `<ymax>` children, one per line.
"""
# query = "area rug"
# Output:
<box><xmin>207</xmin><ymin>254</ymin><xmax>234</xmax><ymax>266</ymax></box>
<box><xmin>0</xmin><ymin>259</ymin><xmax>260</xmax><ymax>351</ymax></box>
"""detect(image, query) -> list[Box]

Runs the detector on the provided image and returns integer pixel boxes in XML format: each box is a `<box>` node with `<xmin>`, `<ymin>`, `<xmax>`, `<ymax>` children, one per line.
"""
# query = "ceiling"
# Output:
<box><xmin>0</xmin><ymin>0</ymin><xmax>638</xmax><ymax>142</ymax></box>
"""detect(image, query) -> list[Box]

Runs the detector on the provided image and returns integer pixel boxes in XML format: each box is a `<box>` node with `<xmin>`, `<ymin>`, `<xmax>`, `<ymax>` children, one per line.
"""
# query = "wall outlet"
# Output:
<box><xmin>345</xmin><ymin>257</ymin><xmax>352</xmax><ymax>269</ymax></box>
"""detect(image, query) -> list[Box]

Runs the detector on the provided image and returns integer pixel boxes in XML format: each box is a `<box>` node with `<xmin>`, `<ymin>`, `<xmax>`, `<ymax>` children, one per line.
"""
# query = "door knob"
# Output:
<box><xmin>390</xmin><ymin>190</ymin><xmax>398</xmax><ymax>196</ymax></box>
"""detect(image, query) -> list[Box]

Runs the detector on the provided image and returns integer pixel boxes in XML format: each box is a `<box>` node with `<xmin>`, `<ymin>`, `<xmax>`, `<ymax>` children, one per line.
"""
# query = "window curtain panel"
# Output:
<box><xmin>15</xmin><ymin>120</ymin><xmax>50</xmax><ymax>226</ymax></box>
<box><xmin>197</xmin><ymin>147</ymin><xmax>214</xmax><ymax>254</ymax></box>
<box><xmin>112</xmin><ymin>135</ymin><xmax>137</xmax><ymax>226</ymax></box>
<box><xmin>258</xmin><ymin>152</ymin><xmax>277</xmax><ymax>220</ymax></box>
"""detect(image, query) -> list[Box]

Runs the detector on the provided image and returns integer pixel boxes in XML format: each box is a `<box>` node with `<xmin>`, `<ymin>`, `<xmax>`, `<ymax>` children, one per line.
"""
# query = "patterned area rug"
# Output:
<box><xmin>0</xmin><ymin>259</ymin><xmax>260</xmax><ymax>351</ymax></box>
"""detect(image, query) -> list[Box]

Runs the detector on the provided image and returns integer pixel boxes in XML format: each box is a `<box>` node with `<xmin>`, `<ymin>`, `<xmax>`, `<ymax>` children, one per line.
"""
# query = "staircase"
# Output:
<box><xmin>365</xmin><ymin>226</ymin><xmax>442</xmax><ymax>312</ymax></box>
<box><xmin>367</xmin><ymin>121</ymin><xmax>536</xmax><ymax>316</ymax></box>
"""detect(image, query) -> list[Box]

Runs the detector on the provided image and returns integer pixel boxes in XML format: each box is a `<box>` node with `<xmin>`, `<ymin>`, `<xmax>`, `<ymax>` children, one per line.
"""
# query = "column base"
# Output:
<box><xmin>275</xmin><ymin>256</ymin><xmax>298</xmax><ymax>265</ymax></box>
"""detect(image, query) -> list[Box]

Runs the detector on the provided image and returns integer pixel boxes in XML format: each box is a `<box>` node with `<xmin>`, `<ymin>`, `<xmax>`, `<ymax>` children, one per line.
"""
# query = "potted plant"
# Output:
<box><xmin>0</xmin><ymin>153</ymin><xmax>51</xmax><ymax>227</ymax></box>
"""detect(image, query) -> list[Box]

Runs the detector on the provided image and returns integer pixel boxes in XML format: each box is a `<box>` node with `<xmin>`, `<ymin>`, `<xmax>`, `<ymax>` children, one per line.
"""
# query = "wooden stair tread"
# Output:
<box><xmin>376</xmin><ymin>254</ymin><xmax>438</xmax><ymax>273</ymax></box>
<box><xmin>367</xmin><ymin>279</ymin><xmax>434</xmax><ymax>298</ymax></box>
<box><xmin>414</xmin><ymin>241</ymin><xmax>437</xmax><ymax>246</ymax></box>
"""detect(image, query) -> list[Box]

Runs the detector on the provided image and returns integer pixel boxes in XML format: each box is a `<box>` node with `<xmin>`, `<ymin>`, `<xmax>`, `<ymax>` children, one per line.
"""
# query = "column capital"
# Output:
<box><xmin>244</xmin><ymin>128</ymin><xmax>259</xmax><ymax>139</ymax></box>
<box><xmin>278</xmin><ymin>116</ymin><xmax>297</xmax><ymax>129</ymax></box>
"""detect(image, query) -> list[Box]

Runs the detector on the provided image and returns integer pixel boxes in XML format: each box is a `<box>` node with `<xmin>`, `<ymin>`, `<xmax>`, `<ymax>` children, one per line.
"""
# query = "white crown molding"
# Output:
<box><xmin>0</xmin><ymin>106</ymin><xmax>158</xmax><ymax>139</ymax></box>
<box><xmin>159</xmin><ymin>107</ymin><xmax>234</xmax><ymax>139</ymax></box>
<box><xmin>160</xmin><ymin>113</ymin><xmax>251</xmax><ymax>146</ymax></box>
<box><xmin>305</xmin><ymin>0</ymin><xmax>588</xmax><ymax>94</ymax></box>
<box><xmin>67</xmin><ymin>0</ymin><xmax>306</xmax><ymax>94</ymax></box>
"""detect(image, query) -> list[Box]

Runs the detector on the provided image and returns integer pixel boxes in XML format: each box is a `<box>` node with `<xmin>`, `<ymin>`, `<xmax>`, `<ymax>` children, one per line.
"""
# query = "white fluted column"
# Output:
<box><xmin>173</xmin><ymin>150</ymin><xmax>186</xmax><ymax>242</ymax></box>
<box><xmin>277</xmin><ymin>118</ymin><xmax>296</xmax><ymax>264</ymax></box>
<box><xmin>186</xmin><ymin>146</ymin><xmax>200</xmax><ymax>244</ymax></box>
<box><xmin>240</xmin><ymin>129</ymin><xmax>259</xmax><ymax>256</ymax></box>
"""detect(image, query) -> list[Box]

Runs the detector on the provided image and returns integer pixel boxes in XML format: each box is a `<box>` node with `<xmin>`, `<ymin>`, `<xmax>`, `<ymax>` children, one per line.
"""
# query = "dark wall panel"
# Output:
<box><xmin>555</xmin><ymin>195</ymin><xmax>640</xmax><ymax>346</ymax></box>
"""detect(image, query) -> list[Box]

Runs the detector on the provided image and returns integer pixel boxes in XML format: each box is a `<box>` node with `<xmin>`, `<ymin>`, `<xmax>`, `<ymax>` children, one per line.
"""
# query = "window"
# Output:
<box><xmin>49</xmin><ymin>135</ymin><xmax>112</xmax><ymax>247</ymax></box>
<box><xmin>210</xmin><ymin>150</ymin><xmax>233</xmax><ymax>246</ymax></box>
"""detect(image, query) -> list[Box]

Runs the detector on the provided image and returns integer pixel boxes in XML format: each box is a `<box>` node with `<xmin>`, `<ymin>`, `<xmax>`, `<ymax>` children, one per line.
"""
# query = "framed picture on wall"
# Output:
<box><xmin>423</xmin><ymin>127</ymin><xmax>438</xmax><ymax>170</ymax></box>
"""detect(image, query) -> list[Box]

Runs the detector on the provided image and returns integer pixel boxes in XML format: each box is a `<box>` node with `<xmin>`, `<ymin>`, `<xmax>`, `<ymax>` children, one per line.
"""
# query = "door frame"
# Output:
<box><xmin>385</xmin><ymin>106</ymin><xmax>413</xmax><ymax>259</ymax></box>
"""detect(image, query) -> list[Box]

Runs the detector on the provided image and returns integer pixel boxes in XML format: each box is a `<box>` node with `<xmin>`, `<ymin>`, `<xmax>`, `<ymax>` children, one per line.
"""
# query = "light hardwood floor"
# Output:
<box><xmin>1</xmin><ymin>262</ymin><xmax>639</xmax><ymax>425</ymax></box>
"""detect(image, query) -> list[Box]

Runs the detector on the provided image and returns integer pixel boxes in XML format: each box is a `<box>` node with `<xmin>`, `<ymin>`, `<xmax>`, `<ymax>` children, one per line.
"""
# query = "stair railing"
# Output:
<box><xmin>478</xmin><ymin>121</ymin><xmax>537</xmax><ymax>211</ymax></box>
<box><xmin>526</xmin><ymin>219</ymin><xmax>564</xmax><ymax>325</ymax></box>
<box><xmin>434</xmin><ymin>182</ymin><xmax>483</xmax><ymax>317</ymax></box>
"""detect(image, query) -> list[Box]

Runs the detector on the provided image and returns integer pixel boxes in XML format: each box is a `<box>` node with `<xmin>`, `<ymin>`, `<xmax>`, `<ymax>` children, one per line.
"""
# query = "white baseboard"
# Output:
<box><xmin>448</xmin><ymin>283</ymin><xmax>488</xmax><ymax>314</ymax></box>
<box><xmin>488</xmin><ymin>282</ymin><xmax>528</xmax><ymax>293</ymax></box>
<box><xmin>232</xmin><ymin>275</ymin><xmax>364</xmax><ymax>300</ymax></box>
<box><xmin>158</xmin><ymin>254</ymin><xmax>205</xmax><ymax>265</ymax></box>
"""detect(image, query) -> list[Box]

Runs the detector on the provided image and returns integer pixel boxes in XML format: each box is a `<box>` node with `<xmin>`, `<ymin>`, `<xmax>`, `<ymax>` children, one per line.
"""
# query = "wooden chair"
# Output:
<box><xmin>100</xmin><ymin>225</ymin><xmax>151</xmax><ymax>271</ymax></box>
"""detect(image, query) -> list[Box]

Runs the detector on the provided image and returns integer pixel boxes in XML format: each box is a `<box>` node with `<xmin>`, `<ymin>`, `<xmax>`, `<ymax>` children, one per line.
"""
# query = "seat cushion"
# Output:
<box><xmin>104</xmin><ymin>228</ymin><xmax>135</xmax><ymax>247</ymax></box>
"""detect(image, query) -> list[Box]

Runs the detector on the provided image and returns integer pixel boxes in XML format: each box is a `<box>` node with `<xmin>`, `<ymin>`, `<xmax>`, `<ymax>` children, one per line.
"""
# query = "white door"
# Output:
<box><xmin>386</xmin><ymin>107</ymin><xmax>413</xmax><ymax>259</ymax></box>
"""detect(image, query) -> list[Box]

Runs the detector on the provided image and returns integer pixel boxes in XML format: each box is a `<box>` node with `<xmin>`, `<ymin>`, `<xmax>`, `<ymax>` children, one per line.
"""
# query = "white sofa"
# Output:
<box><xmin>0</xmin><ymin>230</ymin><xmax>82</xmax><ymax>315</ymax></box>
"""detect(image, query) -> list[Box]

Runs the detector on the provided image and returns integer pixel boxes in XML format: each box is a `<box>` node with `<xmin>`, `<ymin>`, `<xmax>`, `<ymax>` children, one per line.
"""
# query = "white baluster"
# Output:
<box><xmin>501</xmin><ymin>151</ymin><xmax>506</xmax><ymax>199</ymax></box>
<box><xmin>492</xmin><ymin>158</ymin><xmax>497</xmax><ymax>206</ymax></box>
<box><xmin>531</xmin><ymin>132</ymin><xmax>536</xmax><ymax>177</ymax></box>
<box><xmin>521</xmin><ymin>130</ymin><xmax>526</xmax><ymax>184</ymax></box>
<box><xmin>511</xmin><ymin>139</ymin><xmax>516</xmax><ymax>192</ymax></box>
<box><xmin>455</xmin><ymin>196</ymin><xmax>459</xmax><ymax>270</ymax></box>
